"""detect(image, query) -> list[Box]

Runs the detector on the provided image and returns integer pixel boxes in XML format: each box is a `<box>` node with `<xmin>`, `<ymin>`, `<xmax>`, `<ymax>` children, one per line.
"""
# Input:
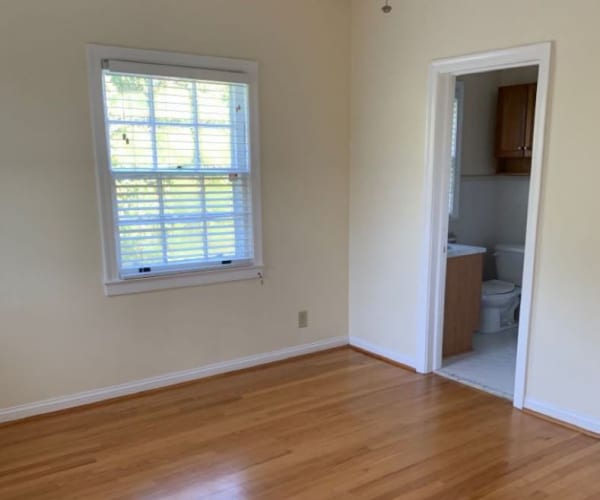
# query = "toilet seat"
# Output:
<box><xmin>482</xmin><ymin>279</ymin><xmax>515</xmax><ymax>296</ymax></box>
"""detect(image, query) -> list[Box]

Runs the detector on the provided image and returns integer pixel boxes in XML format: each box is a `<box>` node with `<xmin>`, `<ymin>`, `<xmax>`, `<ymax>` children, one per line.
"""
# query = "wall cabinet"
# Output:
<box><xmin>495</xmin><ymin>83</ymin><xmax>537</xmax><ymax>174</ymax></box>
<box><xmin>443</xmin><ymin>253</ymin><xmax>483</xmax><ymax>358</ymax></box>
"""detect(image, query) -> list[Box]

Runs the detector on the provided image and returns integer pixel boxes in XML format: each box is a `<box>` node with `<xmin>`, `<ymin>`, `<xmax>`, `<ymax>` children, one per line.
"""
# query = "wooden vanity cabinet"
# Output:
<box><xmin>495</xmin><ymin>83</ymin><xmax>537</xmax><ymax>175</ymax></box>
<box><xmin>443</xmin><ymin>253</ymin><xmax>483</xmax><ymax>358</ymax></box>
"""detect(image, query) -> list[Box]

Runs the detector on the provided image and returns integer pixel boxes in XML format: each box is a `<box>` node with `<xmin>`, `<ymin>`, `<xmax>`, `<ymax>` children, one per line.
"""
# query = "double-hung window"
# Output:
<box><xmin>87</xmin><ymin>46</ymin><xmax>262</xmax><ymax>295</ymax></box>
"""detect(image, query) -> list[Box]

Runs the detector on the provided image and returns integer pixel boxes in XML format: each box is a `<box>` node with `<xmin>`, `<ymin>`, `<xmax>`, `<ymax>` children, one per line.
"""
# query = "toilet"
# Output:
<box><xmin>480</xmin><ymin>243</ymin><xmax>525</xmax><ymax>334</ymax></box>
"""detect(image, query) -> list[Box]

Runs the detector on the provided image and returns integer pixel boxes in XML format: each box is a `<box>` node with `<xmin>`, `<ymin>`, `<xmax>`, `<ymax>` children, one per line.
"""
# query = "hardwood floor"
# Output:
<box><xmin>1</xmin><ymin>347</ymin><xmax>599</xmax><ymax>499</ymax></box>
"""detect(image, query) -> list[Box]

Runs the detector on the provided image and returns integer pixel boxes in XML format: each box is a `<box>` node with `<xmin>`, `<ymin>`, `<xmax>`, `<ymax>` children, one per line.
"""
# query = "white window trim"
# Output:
<box><xmin>86</xmin><ymin>44</ymin><xmax>263</xmax><ymax>296</ymax></box>
<box><xmin>449</xmin><ymin>80</ymin><xmax>464</xmax><ymax>220</ymax></box>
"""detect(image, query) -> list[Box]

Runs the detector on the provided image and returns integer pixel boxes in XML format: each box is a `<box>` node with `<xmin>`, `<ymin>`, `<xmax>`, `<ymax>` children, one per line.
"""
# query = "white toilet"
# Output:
<box><xmin>480</xmin><ymin>243</ymin><xmax>525</xmax><ymax>334</ymax></box>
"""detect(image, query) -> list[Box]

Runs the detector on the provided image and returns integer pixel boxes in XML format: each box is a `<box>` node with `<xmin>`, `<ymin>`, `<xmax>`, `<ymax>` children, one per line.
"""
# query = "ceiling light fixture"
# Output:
<box><xmin>382</xmin><ymin>0</ymin><xmax>392</xmax><ymax>14</ymax></box>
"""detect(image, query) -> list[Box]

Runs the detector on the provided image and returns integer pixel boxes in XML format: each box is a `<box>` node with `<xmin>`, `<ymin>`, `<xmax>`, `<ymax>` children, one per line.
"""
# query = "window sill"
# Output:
<box><xmin>104</xmin><ymin>265</ymin><xmax>263</xmax><ymax>296</ymax></box>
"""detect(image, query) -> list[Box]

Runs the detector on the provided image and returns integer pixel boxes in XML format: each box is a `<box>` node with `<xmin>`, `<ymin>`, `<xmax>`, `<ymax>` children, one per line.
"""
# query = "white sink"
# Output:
<box><xmin>447</xmin><ymin>243</ymin><xmax>487</xmax><ymax>258</ymax></box>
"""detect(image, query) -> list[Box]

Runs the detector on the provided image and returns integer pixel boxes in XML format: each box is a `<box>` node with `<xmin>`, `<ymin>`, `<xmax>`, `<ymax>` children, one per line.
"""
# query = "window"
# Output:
<box><xmin>449</xmin><ymin>81</ymin><xmax>463</xmax><ymax>218</ymax></box>
<box><xmin>87</xmin><ymin>46</ymin><xmax>262</xmax><ymax>295</ymax></box>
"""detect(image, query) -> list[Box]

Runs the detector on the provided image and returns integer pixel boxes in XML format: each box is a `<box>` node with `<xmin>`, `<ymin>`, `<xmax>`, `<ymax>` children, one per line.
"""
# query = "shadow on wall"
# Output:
<box><xmin>451</xmin><ymin>176</ymin><xmax>530</xmax><ymax>279</ymax></box>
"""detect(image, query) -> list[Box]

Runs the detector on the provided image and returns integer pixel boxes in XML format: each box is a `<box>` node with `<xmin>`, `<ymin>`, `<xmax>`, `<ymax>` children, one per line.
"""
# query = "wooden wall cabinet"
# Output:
<box><xmin>443</xmin><ymin>253</ymin><xmax>483</xmax><ymax>358</ymax></box>
<box><xmin>495</xmin><ymin>83</ymin><xmax>537</xmax><ymax>175</ymax></box>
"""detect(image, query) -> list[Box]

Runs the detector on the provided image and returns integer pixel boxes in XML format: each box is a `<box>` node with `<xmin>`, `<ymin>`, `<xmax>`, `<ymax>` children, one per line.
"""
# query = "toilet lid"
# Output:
<box><xmin>482</xmin><ymin>280</ymin><xmax>515</xmax><ymax>296</ymax></box>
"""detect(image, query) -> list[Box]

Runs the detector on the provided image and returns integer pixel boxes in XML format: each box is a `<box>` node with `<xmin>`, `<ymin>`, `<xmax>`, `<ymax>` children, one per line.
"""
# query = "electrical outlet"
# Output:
<box><xmin>298</xmin><ymin>310</ymin><xmax>308</xmax><ymax>328</ymax></box>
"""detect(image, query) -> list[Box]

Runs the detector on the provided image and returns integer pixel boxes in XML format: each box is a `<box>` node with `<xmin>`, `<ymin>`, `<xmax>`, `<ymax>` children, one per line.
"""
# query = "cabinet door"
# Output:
<box><xmin>443</xmin><ymin>254</ymin><xmax>483</xmax><ymax>358</ymax></box>
<box><xmin>524</xmin><ymin>83</ymin><xmax>537</xmax><ymax>158</ymax></box>
<box><xmin>495</xmin><ymin>84</ymin><xmax>529</xmax><ymax>158</ymax></box>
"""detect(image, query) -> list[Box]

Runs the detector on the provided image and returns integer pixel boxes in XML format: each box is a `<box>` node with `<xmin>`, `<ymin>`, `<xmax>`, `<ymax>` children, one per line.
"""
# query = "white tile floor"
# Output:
<box><xmin>438</xmin><ymin>327</ymin><xmax>518</xmax><ymax>400</ymax></box>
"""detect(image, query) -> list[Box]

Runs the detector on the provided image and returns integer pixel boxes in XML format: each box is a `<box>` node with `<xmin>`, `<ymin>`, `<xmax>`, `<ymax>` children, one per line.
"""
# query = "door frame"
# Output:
<box><xmin>416</xmin><ymin>42</ymin><xmax>552</xmax><ymax>409</ymax></box>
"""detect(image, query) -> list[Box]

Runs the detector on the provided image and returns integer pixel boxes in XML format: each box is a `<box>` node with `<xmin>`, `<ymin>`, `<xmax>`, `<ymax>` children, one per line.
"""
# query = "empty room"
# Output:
<box><xmin>1</xmin><ymin>1</ymin><xmax>600</xmax><ymax>498</ymax></box>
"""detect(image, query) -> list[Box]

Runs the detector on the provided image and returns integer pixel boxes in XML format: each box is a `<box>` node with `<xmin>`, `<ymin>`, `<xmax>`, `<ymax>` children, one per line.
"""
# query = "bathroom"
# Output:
<box><xmin>438</xmin><ymin>65</ymin><xmax>538</xmax><ymax>399</ymax></box>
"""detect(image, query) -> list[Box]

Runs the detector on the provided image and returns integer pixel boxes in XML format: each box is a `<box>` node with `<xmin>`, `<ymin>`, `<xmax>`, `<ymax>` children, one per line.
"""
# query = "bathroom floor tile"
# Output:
<box><xmin>438</xmin><ymin>327</ymin><xmax>517</xmax><ymax>399</ymax></box>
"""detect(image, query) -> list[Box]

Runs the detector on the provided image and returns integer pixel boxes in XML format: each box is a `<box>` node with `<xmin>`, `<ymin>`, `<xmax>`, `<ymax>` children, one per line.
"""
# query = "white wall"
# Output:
<box><xmin>457</xmin><ymin>72</ymin><xmax>499</xmax><ymax>176</ymax></box>
<box><xmin>0</xmin><ymin>0</ymin><xmax>350</xmax><ymax>409</ymax></box>
<box><xmin>350</xmin><ymin>0</ymin><xmax>600</xmax><ymax>423</ymax></box>
<box><xmin>452</xmin><ymin>177</ymin><xmax>530</xmax><ymax>279</ymax></box>
<box><xmin>496</xmin><ymin>177</ymin><xmax>531</xmax><ymax>244</ymax></box>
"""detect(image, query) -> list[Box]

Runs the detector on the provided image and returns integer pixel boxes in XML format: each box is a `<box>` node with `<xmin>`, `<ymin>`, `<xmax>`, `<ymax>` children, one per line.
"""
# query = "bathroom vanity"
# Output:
<box><xmin>443</xmin><ymin>245</ymin><xmax>486</xmax><ymax>358</ymax></box>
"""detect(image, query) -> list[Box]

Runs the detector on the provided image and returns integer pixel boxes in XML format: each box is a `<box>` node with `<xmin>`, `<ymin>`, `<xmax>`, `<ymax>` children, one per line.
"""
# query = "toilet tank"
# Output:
<box><xmin>494</xmin><ymin>243</ymin><xmax>525</xmax><ymax>285</ymax></box>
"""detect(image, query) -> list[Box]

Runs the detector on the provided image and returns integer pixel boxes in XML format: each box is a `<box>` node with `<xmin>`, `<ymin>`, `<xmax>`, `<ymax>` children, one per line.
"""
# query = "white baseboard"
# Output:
<box><xmin>524</xmin><ymin>397</ymin><xmax>600</xmax><ymax>436</ymax></box>
<box><xmin>0</xmin><ymin>336</ymin><xmax>348</xmax><ymax>424</ymax></box>
<box><xmin>349</xmin><ymin>336</ymin><xmax>416</xmax><ymax>369</ymax></box>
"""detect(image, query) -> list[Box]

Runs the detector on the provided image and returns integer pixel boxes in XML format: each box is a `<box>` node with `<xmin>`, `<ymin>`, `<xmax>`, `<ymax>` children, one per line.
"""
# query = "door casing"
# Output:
<box><xmin>416</xmin><ymin>42</ymin><xmax>552</xmax><ymax>409</ymax></box>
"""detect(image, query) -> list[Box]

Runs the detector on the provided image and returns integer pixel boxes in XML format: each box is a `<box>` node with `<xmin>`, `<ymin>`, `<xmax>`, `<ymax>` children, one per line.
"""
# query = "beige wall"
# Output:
<box><xmin>3</xmin><ymin>0</ymin><xmax>599</xmax><ymax>429</ymax></box>
<box><xmin>350</xmin><ymin>0</ymin><xmax>600</xmax><ymax>420</ymax></box>
<box><xmin>0</xmin><ymin>0</ymin><xmax>350</xmax><ymax>408</ymax></box>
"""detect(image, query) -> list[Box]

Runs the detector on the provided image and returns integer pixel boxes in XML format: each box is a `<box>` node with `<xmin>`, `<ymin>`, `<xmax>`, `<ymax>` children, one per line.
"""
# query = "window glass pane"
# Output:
<box><xmin>207</xmin><ymin>218</ymin><xmax>237</xmax><ymax>258</ymax></box>
<box><xmin>153</xmin><ymin>78</ymin><xmax>193</xmax><ymax>123</ymax></box>
<box><xmin>197</xmin><ymin>82</ymin><xmax>231</xmax><ymax>124</ymax></box>
<box><xmin>205</xmin><ymin>176</ymin><xmax>233</xmax><ymax>214</ymax></box>
<box><xmin>165</xmin><ymin>221</ymin><xmax>206</xmax><ymax>262</ymax></box>
<box><xmin>104</xmin><ymin>74</ymin><xmax>150</xmax><ymax>122</ymax></box>
<box><xmin>109</xmin><ymin>125</ymin><xmax>153</xmax><ymax>169</ymax></box>
<box><xmin>115</xmin><ymin>178</ymin><xmax>160</xmax><ymax>222</ymax></box>
<box><xmin>118</xmin><ymin>223</ymin><xmax>164</xmax><ymax>268</ymax></box>
<box><xmin>162</xmin><ymin>177</ymin><xmax>203</xmax><ymax>217</ymax></box>
<box><xmin>156</xmin><ymin>125</ymin><xmax>195</xmax><ymax>169</ymax></box>
<box><xmin>199</xmin><ymin>127</ymin><xmax>232</xmax><ymax>169</ymax></box>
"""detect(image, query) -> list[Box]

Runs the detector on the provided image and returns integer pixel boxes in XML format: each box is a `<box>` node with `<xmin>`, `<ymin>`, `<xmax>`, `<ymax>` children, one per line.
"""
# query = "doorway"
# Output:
<box><xmin>416</xmin><ymin>43</ymin><xmax>552</xmax><ymax>409</ymax></box>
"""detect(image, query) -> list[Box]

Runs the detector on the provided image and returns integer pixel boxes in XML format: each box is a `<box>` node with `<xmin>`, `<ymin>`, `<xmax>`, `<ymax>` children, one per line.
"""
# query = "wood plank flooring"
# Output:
<box><xmin>1</xmin><ymin>347</ymin><xmax>599</xmax><ymax>499</ymax></box>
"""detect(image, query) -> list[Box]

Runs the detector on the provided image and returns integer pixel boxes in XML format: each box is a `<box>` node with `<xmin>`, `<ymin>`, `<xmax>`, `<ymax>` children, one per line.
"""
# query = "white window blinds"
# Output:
<box><xmin>449</xmin><ymin>96</ymin><xmax>459</xmax><ymax>213</ymax></box>
<box><xmin>449</xmin><ymin>82</ymin><xmax>463</xmax><ymax>218</ymax></box>
<box><xmin>101</xmin><ymin>63</ymin><xmax>254</xmax><ymax>278</ymax></box>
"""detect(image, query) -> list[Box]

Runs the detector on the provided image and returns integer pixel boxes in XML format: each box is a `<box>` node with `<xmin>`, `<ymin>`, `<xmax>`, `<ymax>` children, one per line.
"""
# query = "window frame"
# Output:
<box><xmin>449</xmin><ymin>80</ymin><xmax>464</xmax><ymax>220</ymax></box>
<box><xmin>87</xmin><ymin>45</ymin><xmax>263</xmax><ymax>296</ymax></box>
